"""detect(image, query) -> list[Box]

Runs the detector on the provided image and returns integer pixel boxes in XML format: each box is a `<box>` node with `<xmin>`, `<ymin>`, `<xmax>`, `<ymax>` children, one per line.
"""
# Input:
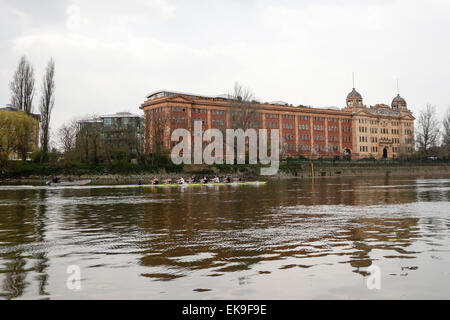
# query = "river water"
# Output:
<box><xmin>0</xmin><ymin>177</ymin><xmax>449</xmax><ymax>299</ymax></box>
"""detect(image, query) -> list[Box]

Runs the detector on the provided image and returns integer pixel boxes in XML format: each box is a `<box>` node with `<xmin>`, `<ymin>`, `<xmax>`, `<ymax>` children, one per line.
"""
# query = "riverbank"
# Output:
<box><xmin>1</xmin><ymin>170</ymin><xmax>262</xmax><ymax>185</ymax></box>
<box><xmin>288</xmin><ymin>161</ymin><xmax>450</xmax><ymax>179</ymax></box>
<box><xmin>1</xmin><ymin>161</ymin><xmax>450</xmax><ymax>185</ymax></box>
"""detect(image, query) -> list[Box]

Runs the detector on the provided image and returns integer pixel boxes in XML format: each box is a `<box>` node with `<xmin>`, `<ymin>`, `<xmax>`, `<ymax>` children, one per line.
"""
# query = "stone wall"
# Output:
<box><xmin>288</xmin><ymin>162</ymin><xmax>450</xmax><ymax>178</ymax></box>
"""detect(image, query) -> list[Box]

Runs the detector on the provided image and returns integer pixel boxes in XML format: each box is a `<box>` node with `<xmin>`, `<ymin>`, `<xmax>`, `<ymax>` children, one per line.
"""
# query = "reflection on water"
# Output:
<box><xmin>0</xmin><ymin>177</ymin><xmax>450</xmax><ymax>299</ymax></box>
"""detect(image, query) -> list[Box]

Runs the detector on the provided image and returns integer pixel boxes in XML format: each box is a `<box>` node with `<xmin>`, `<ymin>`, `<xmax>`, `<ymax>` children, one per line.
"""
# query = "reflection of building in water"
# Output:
<box><xmin>138</xmin><ymin>186</ymin><xmax>275</xmax><ymax>277</ymax></box>
<box><xmin>136</xmin><ymin>180</ymin><xmax>422</xmax><ymax>281</ymax></box>
<box><xmin>269</xmin><ymin>177</ymin><xmax>418</xmax><ymax>207</ymax></box>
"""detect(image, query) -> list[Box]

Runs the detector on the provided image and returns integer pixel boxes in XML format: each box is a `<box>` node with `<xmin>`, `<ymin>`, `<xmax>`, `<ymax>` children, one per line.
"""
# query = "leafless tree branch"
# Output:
<box><xmin>416</xmin><ymin>104</ymin><xmax>440</xmax><ymax>155</ymax></box>
<box><xmin>10</xmin><ymin>56</ymin><xmax>35</xmax><ymax>114</ymax></box>
<box><xmin>39</xmin><ymin>58</ymin><xmax>56</xmax><ymax>160</ymax></box>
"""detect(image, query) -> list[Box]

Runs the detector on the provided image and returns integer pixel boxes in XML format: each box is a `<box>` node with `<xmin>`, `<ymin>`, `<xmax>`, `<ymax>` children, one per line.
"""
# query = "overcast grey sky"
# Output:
<box><xmin>1</xmin><ymin>0</ymin><xmax>449</xmax><ymax>129</ymax></box>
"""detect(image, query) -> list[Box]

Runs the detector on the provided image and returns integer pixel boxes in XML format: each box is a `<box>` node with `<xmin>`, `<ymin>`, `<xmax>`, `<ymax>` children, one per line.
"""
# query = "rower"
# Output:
<box><xmin>201</xmin><ymin>176</ymin><xmax>208</xmax><ymax>184</ymax></box>
<box><xmin>224</xmin><ymin>176</ymin><xmax>231</xmax><ymax>183</ymax></box>
<box><xmin>164</xmin><ymin>178</ymin><xmax>173</xmax><ymax>184</ymax></box>
<box><xmin>138</xmin><ymin>179</ymin><xmax>143</xmax><ymax>186</ymax></box>
<box><xmin>152</xmin><ymin>176</ymin><xmax>159</xmax><ymax>185</ymax></box>
<box><xmin>178</xmin><ymin>177</ymin><xmax>185</xmax><ymax>184</ymax></box>
<box><xmin>233</xmin><ymin>177</ymin><xmax>242</xmax><ymax>182</ymax></box>
<box><xmin>189</xmin><ymin>176</ymin><xmax>196</xmax><ymax>183</ymax></box>
<box><xmin>213</xmin><ymin>176</ymin><xmax>220</xmax><ymax>183</ymax></box>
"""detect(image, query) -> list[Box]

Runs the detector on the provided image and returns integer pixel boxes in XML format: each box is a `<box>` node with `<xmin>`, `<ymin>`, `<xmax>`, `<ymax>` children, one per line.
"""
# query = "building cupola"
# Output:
<box><xmin>392</xmin><ymin>80</ymin><xmax>407</xmax><ymax>111</ymax></box>
<box><xmin>346</xmin><ymin>88</ymin><xmax>363</xmax><ymax>107</ymax></box>
<box><xmin>391</xmin><ymin>94</ymin><xmax>407</xmax><ymax>111</ymax></box>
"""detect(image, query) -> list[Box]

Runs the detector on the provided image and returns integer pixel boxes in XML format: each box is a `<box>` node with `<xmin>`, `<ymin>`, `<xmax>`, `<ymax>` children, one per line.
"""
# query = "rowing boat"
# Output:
<box><xmin>115</xmin><ymin>181</ymin><xmax>267</xmax><ymax>188</ymax></box>
<box><xmin>47</xmin><ymin>179</ymin><xmax>92</xmax><ymax>187</ymax></box>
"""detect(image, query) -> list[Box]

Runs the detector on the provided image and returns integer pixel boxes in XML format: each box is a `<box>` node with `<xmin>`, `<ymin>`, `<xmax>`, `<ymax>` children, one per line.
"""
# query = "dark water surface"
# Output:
<box><xmin>0</xmin><ymin>177</ymin><xmax>449</xmax><ymax>299</ymax></box>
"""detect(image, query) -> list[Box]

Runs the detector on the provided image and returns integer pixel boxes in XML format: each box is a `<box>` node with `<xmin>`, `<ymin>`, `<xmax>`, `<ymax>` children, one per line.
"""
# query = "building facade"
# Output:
<box><xmin>77</xmin><ymin>112</ymin><xmax>144</xmax><ymax>159</ymax></box>
<box><xmin>344</xmin><ymin>88</ymin><xmax>415</xmax><ymax>159</ymax></box>
<box><xmin>141</xmin><ymin>87</ymin><xmax>414</xmax><ymax>160</ymax></box>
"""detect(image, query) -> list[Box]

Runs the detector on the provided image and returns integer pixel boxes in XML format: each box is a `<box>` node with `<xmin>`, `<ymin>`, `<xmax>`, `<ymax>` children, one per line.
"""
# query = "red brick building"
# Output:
<box><xmin>141</xmin><ymin>88</ymin><xmax>414</xmax><ymax>160</ymax></box>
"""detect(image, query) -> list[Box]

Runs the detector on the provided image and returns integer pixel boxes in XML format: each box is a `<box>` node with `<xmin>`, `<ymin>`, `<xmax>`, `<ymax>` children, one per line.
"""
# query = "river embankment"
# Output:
<box><xmin>287</xmin><ymin>161</ymin><xmax>450</xmax><ymax>179</ymax></box>
<box><xmin>1</xmin><ymin>161</ymin><xmax>450</xmax><ymax>185</ymax></box>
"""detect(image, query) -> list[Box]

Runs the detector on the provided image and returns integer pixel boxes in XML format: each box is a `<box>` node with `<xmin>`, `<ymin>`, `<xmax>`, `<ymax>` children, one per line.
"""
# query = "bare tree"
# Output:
<box><xmin>226</xmin><ymin>83</ymin><xmax>262</xmax><ymax>163</ymax></box>
<box><xmin>86</xmin><ymin>122</ymin><xmax>102</xmax><ymax>165</ymax></box>
<box><xmin>39</xmin><ymin>58</ymin><xmax>56</xmax><ymax>161</ymax></box>
<box><xmin>416</xmin><ymin>104</ymin><xmax>440</xmax><ymax>155</ymax></box>
<box><xmin>74</xmin><ymin>116</ymin><xmax>102</xmax><ymax>164</ymax></box>
<box><xmin>57</xmin><ymin>120</ymin><xmax>78</xmax><ymax>154</ymax></box>
<box><xmin>145</xmin><ymin>109</ymin><xmax>169</xmax><ymax>159</ymax></box>
<box><xmin>441</xmin><ymin>106</ymin><xmax>450</xmax><ymax>158</ymax></box>
<box><xmin>229</xmin><ymin>82</ymin><xmax>259</xmax><ymax>130</ymax></box>
<box><xmin>443</xmin><ymin>106</ymin><xmax>450</xmax><ymax>147</ymax></box>
<box><xmin>10</xmin><ymin>56</ymin><xmax>35</xmax><ymax>114</ymax></box>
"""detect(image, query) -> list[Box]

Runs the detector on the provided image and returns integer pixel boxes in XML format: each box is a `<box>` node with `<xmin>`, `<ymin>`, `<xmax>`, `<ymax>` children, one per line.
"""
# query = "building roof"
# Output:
<box><xmin>101</xmin><ymin>112</ymin><xmax>142</xmax><ymax>118</ymax></box>
<box><xmin>346</xmin><ymin>88</ymin><xmax>363</xmax><ymax>101</ymax></box>
<box><xmin>319</xmin><ymin>106</ymin><xmax>340</xmax><ymax>111</ymax></box>
<box><xmin>144</xmin><ymin>88</ymin><xmax>414</xmax><ymax>120</ymax></box>
<box><xmin>147</xmin><ymin>89</ymin><xmax>288</xmax><ymax>104</ymax></box>
<box><xmin>391</xmin><ymin>94</ymin><xmax>407</xmax><ymax>107</ymax></box>
<box><xmin>0</xmin><ymin>106</ymin><xmax>18</xmax><ymax>112</ymax></box>
<box><xmin>147</xmin><ymin>90</ymin><xmax>234</xmax><ymax>101</ymax></box>
<box><xmin>78</xmin><ymin>112</ymin><xmax>142</xmax><ymax>124</ymax></box>
<box><xmin>147</xmin><ymin>90</ymin><xmax>303</xmax><ymax>108</ymax></box>
<box><xmin>78</xmin><ymin>118</ymin><xmax>102</xmax><ymax>123</ymax></box>
<box><xmin>269</xmin><ymin>101</ymin><xmax>290</xmax><ymax>106</ymax></box>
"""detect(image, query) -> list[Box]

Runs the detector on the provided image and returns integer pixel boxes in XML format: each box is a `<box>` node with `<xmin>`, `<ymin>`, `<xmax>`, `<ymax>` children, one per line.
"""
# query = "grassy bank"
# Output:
<box><xmin>0</xmin><ymin>160</ymin><xmax>184</xmax><ymax>178</ymax></box>
<box><xmin>2</xmin><ymin>160</ymin><xmax>450</xmax><ymax>184</ymax></box>
<box><xmin>0</xmin><ymin>161</ymin><xmax>273</xmax><ymax>183</ymax></box>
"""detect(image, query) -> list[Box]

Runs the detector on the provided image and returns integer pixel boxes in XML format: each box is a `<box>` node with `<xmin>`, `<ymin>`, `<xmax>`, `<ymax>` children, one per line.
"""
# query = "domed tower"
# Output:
<box><xmin>346</xmin><ymin>88</ymin><xmax>364</xmax><ymax>108</ymax></box>
<box><xmin>391</xmin><ymin>94</ymin><xmax>407</xmax><ymax>111</ymax></box>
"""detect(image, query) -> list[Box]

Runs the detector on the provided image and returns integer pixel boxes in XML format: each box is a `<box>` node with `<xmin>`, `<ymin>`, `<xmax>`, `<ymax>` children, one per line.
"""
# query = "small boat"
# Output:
<box><xmin>47</xmin><ymin>179</ymin><xmax>92</xmax><ymax>187</ymax></box>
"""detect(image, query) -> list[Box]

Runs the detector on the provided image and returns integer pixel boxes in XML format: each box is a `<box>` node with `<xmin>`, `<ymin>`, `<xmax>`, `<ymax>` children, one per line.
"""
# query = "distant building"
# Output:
<box><xmin>140</xmin><ymin>85</ymin><xmax>415</xmax><ymax>160</ymax></box>
<box><xmin>0</xmin><ymin>104</ymin><xmax>40</xmax><ymax>160</ymax></box>
<box><xmin>77</xmin><ymin>112</ymin><xmax>144</xmax><ymax>159</ymax></box>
